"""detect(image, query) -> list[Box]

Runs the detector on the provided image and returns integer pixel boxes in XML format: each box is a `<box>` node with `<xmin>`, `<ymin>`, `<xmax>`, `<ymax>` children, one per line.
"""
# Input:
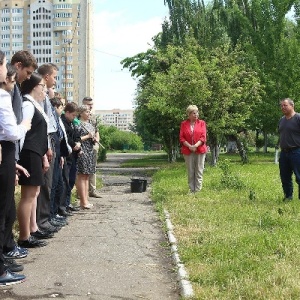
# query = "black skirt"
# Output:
<box><xmin>18</xmin><ymin>149</ymin><xmax>45</xmax><ymax>186</ymax></box>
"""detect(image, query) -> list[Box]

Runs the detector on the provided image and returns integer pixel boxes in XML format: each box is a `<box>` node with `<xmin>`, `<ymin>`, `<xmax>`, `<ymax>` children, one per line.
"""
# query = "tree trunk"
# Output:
<box><xmin>255</xmin><ymin>130</ymin><xmax>260</xmax><ymax>152</ymax></box>
<box><xmin>263</xmin><ymin>131</ymin><xmax>268</xmax><ymax>153</ymax></box>
<box><xmin>210</xmin><ymin>144</ymin><xmax>220</xmax><ymax>166</ymax></box>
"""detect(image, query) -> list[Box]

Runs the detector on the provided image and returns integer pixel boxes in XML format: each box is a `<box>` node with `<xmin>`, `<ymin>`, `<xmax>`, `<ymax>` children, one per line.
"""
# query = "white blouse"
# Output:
<box><xmin>0</xmin><ymin>89</ymin><xmax>27</xmax><ymax>142</ymax></box>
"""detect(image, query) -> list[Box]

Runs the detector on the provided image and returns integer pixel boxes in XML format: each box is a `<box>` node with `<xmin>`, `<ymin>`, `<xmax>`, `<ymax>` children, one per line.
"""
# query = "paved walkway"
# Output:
<box><xmin>0</xmin><ymin>153</ymin><xmax>179</xmax><ymax>300</ymax></box>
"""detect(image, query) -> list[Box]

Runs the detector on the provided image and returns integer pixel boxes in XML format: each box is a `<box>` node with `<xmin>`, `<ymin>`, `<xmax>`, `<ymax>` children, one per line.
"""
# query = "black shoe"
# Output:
<box><xmin>67</xmin><ymin>205</ymin><xmax>80</xmax><ymax>212</ymax></box>
<box><xmin>18</xmin><ymin>236</ymin><xmax>48</xmax><ymax>248</ymax></box>
<box><xmin>283</xmin><ymin>197</ymin><xmax>293</xmax><ymax>202</ymax></box>
<box><xmin>31</xmin><ymin>229</ymin><xmax>54</xmax><ymax>239</ymax></box>
<box><xmin>53</xmin><ymin>215</ymin><xmax>68</xmax><ymax>225</ymax></box>
<box><xmin>58</xmin><ymin>210</ymin><xmax>73</xmax><ymax>217</ymax></box>
<box><xmin>40</xmin><ymin>224</ymin><xmax>60</xmax><ymax>233</ymax></box>
<box><xmin>4</xmin><ymin>258</ymin><xmax>24</xmax><ymax>273</ymax></box>
<box><xmin>0</xmin><ymin>270</ymin><xmax>25</xmax><ymax>286</ymax></box>
<box><xmin>50</xmin><ymin>219</ymin><xmax>66</xmax><ymax>227</ymax></box>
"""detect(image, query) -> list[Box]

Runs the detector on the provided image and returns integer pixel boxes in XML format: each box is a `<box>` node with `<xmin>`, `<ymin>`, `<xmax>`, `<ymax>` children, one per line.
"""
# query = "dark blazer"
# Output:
<box><xmin>61</xmin><ymin>114</ymin><xmax>80</xmax><ymax>150</ymax></box>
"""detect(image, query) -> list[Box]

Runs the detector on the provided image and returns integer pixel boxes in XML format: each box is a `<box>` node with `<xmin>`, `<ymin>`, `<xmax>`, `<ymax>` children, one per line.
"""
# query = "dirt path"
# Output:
<box><xmin>1</xmin><ymin>153</ymin><xmax>179</xmax><ymax>300</ymax></box>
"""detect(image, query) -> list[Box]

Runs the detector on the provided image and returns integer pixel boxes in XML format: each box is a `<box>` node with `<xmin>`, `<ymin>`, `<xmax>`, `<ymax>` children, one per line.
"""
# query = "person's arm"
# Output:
<box><xmin>0</xmin><ymin>92</ymin><xmax>30</xmax><ymax>141</ymax></box>
<box><xmin>194</xmin><ymin>121</ymin><xmax>207</xmax><ymax>148</ymax></box>
<box><xmin>80</xmin><ymin>132</ymin><xmax>93</xmax><ymax>141</ymax></box>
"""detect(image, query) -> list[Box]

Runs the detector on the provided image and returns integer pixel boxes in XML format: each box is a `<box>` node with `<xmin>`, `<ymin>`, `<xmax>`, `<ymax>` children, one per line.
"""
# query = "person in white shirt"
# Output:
<box><xmin>0</xmin><ymin>50</ymin><xmax>31</xmax><ymax>286</ymax></box>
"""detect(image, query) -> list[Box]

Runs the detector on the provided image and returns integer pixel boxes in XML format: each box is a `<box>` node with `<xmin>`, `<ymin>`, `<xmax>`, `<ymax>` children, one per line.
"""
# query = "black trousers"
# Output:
<box><xmin>36</xmin><ymin>137</ymin><xmax>55</xmax><ymax>229</ymax></box>
<box><xmin>0</xmin><ymin>141</ymin><xmax>16</xmax><ymax>275</ymax></box>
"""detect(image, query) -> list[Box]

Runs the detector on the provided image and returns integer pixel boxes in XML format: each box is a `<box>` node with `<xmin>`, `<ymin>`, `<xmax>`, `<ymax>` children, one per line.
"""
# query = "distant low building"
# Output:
<box><xmin>95</xmin><ymin>109</ymin><xmax>134</xmax><ymax>132</ymax></box>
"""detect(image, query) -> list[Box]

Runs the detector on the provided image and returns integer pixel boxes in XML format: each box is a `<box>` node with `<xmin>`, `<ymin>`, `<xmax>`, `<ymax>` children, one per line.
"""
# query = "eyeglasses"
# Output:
<box><xmin>38</xmin><ymin>83</ymin><xmax>46</xmax><ymax>88</ymax></box>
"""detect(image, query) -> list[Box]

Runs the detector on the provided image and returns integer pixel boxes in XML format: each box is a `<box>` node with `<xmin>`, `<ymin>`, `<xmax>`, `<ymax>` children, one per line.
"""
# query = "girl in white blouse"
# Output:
<box><xmin>0</xmin><ymin>50</ymin><xmax>31</xmax><ymax>285</ymax></box>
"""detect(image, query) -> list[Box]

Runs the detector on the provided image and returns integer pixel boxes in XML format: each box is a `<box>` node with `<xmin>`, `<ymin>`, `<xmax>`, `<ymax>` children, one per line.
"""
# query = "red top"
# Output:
<box><xmin>179</xmin><ymin>119</ymin><xmax>207</xmax><ymax>154</ymax></box>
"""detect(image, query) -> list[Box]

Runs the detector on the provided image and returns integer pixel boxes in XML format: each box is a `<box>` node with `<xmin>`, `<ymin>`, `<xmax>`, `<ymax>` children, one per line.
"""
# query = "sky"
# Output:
<box><xmin>92</xmin><ymin>0</ymin><xmax>169</xmax><ymax>110</ymax></box>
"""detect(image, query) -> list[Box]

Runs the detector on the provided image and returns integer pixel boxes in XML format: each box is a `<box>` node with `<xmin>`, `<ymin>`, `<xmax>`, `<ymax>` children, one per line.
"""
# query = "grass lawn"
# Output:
<box><xmin>125</xmin><ymin>152</ymin><xmax>300</xmax><ymax>300</ymax></box>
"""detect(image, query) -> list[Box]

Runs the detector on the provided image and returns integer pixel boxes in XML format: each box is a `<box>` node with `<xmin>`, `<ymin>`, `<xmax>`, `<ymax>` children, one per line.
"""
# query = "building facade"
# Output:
<box><xmin>95</xmin><ymin>109</ymin><xmax>135</xmax><ymax>132</ymax></box>
<box><xmin>0</xmin><ymin>0</ymin><xmax>94</xmax><ymax>103</ymax></box>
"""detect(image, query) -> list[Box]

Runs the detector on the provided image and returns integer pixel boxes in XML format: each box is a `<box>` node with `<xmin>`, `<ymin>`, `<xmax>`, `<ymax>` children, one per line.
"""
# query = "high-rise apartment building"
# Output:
<box><xmin>0</xmin><ymin>0</ymin><xmax>94</xmax><ymax>103</ymax></box>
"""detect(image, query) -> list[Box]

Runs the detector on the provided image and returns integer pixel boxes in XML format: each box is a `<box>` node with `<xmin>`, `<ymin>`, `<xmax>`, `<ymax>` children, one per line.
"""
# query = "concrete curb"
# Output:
<box><xmin>164</xmin><ymin>209</ymin><xmax>194</xmax><ymax>298</ymax></box>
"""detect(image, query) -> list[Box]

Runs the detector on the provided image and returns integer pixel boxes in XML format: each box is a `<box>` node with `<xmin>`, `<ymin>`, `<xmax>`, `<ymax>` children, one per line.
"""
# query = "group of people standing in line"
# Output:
<box><xmin>0</xmin><ymin>47</ymin><xmax>297</xmax><ymax>287</ymax></box>
<box><xmin>0</xmin><ymin>50</ymin><xmax>101</xmax><ymax>285</ymax></box>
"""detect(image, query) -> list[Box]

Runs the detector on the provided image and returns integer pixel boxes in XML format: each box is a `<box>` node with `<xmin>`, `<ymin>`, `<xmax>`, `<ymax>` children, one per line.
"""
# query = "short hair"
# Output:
<box><xmin>20</xmin><ymin>72</ymin><xmax>43</xmax><ymax>95</ymax></box>
<box><xmin>281</xmin><ymin>98</ymin><xmax>294</xmax><ymax>107</ymax></box>
<box><xmin>11</xmin><ymin>50</ymin><xmax>38</xmax><ymax>69</ymax></box>
<box><xmin>0</xmin><ymin>50</ymin><xmax>5</xmax><ymax>65</ymax></box>
<box><xmin>82</xmin><ymin>97</ymin><xmax>93</xmax><ymax>104</ymax></box>
<box><xmin>77</xmin><ymin>104</ymin><xmax>89</xmax><ymax>118</ymax></box>
<box><xmin>37</xmin><ymin>63</ymin><xmax>59</xmax><ymax>76</ymax></box>
<box><xmin>64</xmin><ymin>102</ymin><xmax>78</xmax><ymax>113</ymax></box>
<box><xmin>186</xmin><ymin>105</ymin><xmax>198</xmax><ymax>116</ymax></box>
<box><xmin>6</xmin><ymin>63</ymin><xmax>17</xmax><ymax>78</ymax></box>
<box><xmin>54</xmin><ymin>91</ymin><xmax>62</xmax><ymax>98</ymax></box>
<box><xmin>50</xmin><ymin>97</ymin><xmax>63</xmax><ymax>108</ymax></box>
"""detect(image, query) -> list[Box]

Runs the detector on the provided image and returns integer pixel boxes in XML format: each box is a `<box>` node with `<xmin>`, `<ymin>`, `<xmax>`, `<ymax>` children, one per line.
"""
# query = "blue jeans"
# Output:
<box><xmin>279</xmin><ymin>148</ymin><xmax>300</xmax><ymax>199</ymax></box>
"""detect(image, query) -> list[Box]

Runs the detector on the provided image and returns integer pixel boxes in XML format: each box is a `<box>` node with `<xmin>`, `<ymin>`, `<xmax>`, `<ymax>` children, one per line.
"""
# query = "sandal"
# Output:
<box><xmin>81</xmin><ymin>203</ymin><xmax>93</xmax><ymax>209</ymax></box>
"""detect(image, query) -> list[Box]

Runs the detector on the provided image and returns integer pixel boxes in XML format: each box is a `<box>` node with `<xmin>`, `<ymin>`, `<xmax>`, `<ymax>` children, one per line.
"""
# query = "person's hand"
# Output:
<box><xmin>88</xmin><ymin>132</ymin><xmax>94</xmax><ymax>139</ymax></box>
<box><xmin>21</xmin><ymin>119</ymin><xmax>32</xmax><ymax>131</ymax></box>
<box><xmin>46</xmin><ymin>148</ymin><xmax>53</xmax><ymax>162</ymax></box>
<box><xmin>73</xmin><ymin>142</ymin><xmax>81</xmax><ymax>151</ymax></box>
<box><xmin>60</xmin><ymin>157</ymin><xmax>64</xmax><ymax>168</ymax></box>
<box><xmin>16</xmin><ymin>164</ymin><xmax>30</xmax><ymax>178</ymax></box>
<box><xmin>189</xmin><ymin>145</ymin><xmax>196</xmax><ymax>152</ymax></box>
<box><xmin>15</xmin><ymin>174</ymin><xmax>19</xmax><ymax>186</ymax></box>
<box><xmin>42</xmin><ymin>155</ymin><xmax>50</xmax><ymax>173</ymax></box>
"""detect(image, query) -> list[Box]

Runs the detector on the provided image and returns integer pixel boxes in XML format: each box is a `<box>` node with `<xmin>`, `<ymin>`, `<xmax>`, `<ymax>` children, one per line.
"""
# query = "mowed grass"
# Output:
<box><xmin>128</xmin><ymin>152</ymin><xmax>300</xmax><ymax>299</ymax></box>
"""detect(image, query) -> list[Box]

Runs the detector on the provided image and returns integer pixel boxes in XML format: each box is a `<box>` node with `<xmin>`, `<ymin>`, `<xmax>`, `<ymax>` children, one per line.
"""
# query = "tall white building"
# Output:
<box><xmin>0</xmin><ymin>0</ymin><xmax>94</xmax><ymax>103</ymax></box>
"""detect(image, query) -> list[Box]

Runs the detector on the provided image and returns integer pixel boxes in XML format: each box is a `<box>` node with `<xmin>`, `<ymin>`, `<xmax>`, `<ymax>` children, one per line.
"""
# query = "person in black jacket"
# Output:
<box><xmin>49</xmin><ymin>97</ymin><xmax>72</xmax><ymax>218</ymax></box>
<box><xmin>61</xmin><ymin>102</ymin><xmax>81</xmax><ymax>211</ymax></box>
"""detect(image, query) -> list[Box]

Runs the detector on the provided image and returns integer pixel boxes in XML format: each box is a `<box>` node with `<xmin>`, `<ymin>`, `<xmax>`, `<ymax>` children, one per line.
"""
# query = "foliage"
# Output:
<box><xmin>148</xmin><ymin>152</ymin><xmax>300</xmax><ymax>299</ymax></box>
<box><xmin>110</xmin><ymin>130</ymin><xmax>143</xmax><ymax>151</ymax></box>
<box><xmin>218</xmin><ymin>159</ymin><xmax>245</xmax><ymax>189</ymax></box>
<box><xmin>98</xmin><ymin>125</ymin><xmax>143</xmax><ymax>151</ymax></box>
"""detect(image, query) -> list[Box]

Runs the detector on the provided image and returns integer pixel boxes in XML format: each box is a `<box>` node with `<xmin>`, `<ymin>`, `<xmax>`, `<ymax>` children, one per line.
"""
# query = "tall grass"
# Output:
<box><xmin>136</xmin><ymin>153</ymin><xmax>300</xmax><ymax>299</ymax></box>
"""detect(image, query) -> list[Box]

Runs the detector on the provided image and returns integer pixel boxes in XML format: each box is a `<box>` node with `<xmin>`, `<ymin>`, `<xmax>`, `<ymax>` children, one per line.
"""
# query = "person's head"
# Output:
<box><xmin>77</xmin><ymin>104</ymin><xmax>90</xmax><ymax>121</ymax></box>
<box><xmin>60</xmin><ymin>97</ymin><xmax>66</xmax><ymax>107</ymax></box>
<box><xmin>0</xmin><ymin>50</ymin><xmax>7</xmax><ymax>82</ymax></box>
<box><xmin>50</xmin><ymin>97</ymin><xmax>64</xmax><ymax>116</ymax></box>
<box><xmin>82</xmin><ymin>97</ymin><xmax>93</xmax><ymax>111</ymax></box>
<box><xmin>37</xmin><ymin>63</ymin><xmax>58</xmax><ymax>89</ymax></box>
<box><xmin>64</xmin><ymin>102</ymin><xmax>78</xmax><ymax>122</ymax></box>
<box><xmin>186</xmin><ymin>105</ymin><xmax>199</xmax><ymax>121</ymax></box>
<box><xmin>280</xmin><ymin>98</ymin><xmax>295</xmax><ymax>117</ymax></box>
<box><xmin>20</xmin><ymin>72</ymin><xmax>47</xmax><ymax>103</ymax></box>
<box><xmin>11</xmin><ymin>50</ymin><xmax>38</xmax><ymax>84</ymax></box>
<box><xmin>54</xmin><ymin>91</ymin><xmax>62</xmax><ymax>98</ymax></box>
<box><xmin>1</xmin><ymin>63</ymin><xmax>17</xmax><ymax>92</ymax></box>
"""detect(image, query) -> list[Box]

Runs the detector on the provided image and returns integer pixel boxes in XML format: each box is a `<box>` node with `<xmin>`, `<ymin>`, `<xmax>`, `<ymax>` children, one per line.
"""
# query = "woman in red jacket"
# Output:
<box><xmin>179</xmin><ymin>105</ymin><xmax>207</xmax><ymax>193</ymax></box>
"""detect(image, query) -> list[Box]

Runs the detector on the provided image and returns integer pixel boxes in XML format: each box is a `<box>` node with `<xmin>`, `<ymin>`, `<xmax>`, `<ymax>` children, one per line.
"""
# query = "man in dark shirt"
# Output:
<box><xmin>278</xmin><ymin>98</ymin><xmax>300</xmax><ymax>201</ymax></box>
<box><xmin>61</xmin><ymin>102</ymin><xmax>81</xmax><ymax>211</ymax></box>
